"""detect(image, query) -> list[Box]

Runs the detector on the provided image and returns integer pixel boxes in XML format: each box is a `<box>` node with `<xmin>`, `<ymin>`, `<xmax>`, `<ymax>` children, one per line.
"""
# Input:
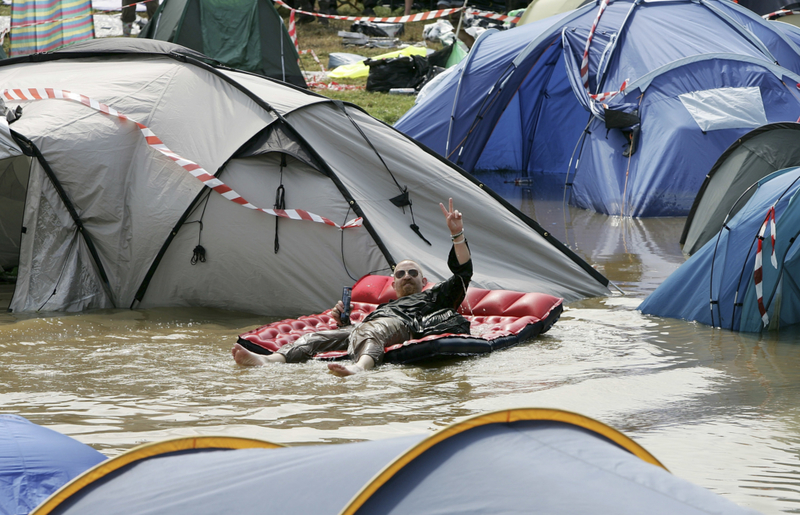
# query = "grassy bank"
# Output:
<box><xmin>288</xmin><ymin>5</ymin><xmax>444</xmax><ymax>124</ymax></box>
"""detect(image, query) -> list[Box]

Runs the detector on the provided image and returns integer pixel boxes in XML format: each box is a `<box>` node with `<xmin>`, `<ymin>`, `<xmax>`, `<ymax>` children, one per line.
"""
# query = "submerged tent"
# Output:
<box><xmin>395</xmin><ymin>0</ymin><xmax>800</xmax><ymax>217</ymax></box>
<box><xmin>0</xmin><ymin>38</ymin><xmax>609</xmax><ymax>316</ymax></box>
<box><xmin>682</xmin><ymin>122</ymin><xmax>800</xmax><ymax>256</ymax></box>
<box><xmin>30</xmin><ymin>409</ymin><xmax>758</xmax><ymax>515</ymax></box>
<box><xmin>0</xmin><ymin>414</ymin><xmax>106</xmax><ymax>515</ymax></box>
<box><xmin>640</xmin><ymin>167</ymin><xmax>800</xmax><ymax>332</ymax></box>
<box><xmin>139</xmin><ymin>0</ymin><xmax>306</xmax><ymax>87</ymax></box>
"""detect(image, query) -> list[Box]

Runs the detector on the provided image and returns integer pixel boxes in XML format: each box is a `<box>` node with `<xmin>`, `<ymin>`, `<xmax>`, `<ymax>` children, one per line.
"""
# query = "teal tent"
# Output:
<box><xmin>139</xmin><ymin>0</ymin><xmax>306</xmax><ymax>88</ymax></box>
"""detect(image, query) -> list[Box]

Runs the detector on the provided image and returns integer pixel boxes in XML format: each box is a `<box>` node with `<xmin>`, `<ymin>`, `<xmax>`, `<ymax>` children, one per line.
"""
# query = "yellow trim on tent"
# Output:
<box><xmin>31</xmin><ymin>435</ymin><xmax>283</xmax><ymax>515</ymax></box>
<box><xmin>339</xmin><ymin>407</ymin><xmax>667</xmax><ymax>515</ymax></box>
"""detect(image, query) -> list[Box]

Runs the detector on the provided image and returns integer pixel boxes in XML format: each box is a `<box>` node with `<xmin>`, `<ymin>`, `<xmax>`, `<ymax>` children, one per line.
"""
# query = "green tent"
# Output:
<box><xmin>139</xmin><ymin>0</ymin><xmax>306</xmax><ymax>88</ymax></box>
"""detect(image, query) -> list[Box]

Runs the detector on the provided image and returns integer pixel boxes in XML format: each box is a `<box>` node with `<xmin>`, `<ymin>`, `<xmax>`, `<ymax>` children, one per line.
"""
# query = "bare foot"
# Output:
<box><xmin>231</xmin><ymin>343</ymin><xmax>273</xmax><ymax>366</ymax></box>
<box><xmin>327</xmin><ymin>363</ymin><xmax>363</xmax><ymax>376</ymax></box>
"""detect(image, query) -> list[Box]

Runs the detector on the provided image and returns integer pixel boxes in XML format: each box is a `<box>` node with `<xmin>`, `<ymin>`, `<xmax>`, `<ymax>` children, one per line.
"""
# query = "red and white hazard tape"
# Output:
<box><xmin>288</xmin><ymin>9</ymin><xmax>299</xmax><ymax>52</ymax></box>
<box><xmin>763</xmin><ymin>9</ymin><xmax>799</xmax><ymax>20</ymax></box>
<box><xmin>580</xmin><ymin>0</ymin><xmax>608</xmax><ymax>91</ymax></box>
<box><xmin>754</xmin><ymin>206</ymin><xmax>777</xmax><ymax>327</ymax></box>
<box><xmin>275</xmin><ymin>0</ymin><xmax>462</xmax><ymax>23</ymax></box>
<box><xmin>276</xmin><ymin>0</ymin><xmax>520</xmax><ymax>24</ymax></box>
<box><xmin>465</xmin><ymin>9</ymin><xmax>520</xmax><ymax>23</ymax></box>
<box><xmin>300</xmin><ymin>48</ymin><xmax>326</xmax><ymax>72</ymax></box>
<box><xmin>579</xmin><ymin>0</ymin><xmax>627</xmax><ymax>105</ymax></box>
<box><xmin>590</xmin><ymin>79</ymin><xmax>628</xmax><ymax>103</ymax></box>
<box><xmin>2</xmin><ymin>88</ymin><xmax>363</xmax><ymax>230</ymax></box>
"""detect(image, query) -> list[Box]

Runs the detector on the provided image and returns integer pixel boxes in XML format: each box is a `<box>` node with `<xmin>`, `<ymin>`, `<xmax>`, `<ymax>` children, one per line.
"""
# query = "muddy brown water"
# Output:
<box><xmin>1</xmin><ymin>190</ymin><xmax>799</xmax><ymax>514</ymax></box>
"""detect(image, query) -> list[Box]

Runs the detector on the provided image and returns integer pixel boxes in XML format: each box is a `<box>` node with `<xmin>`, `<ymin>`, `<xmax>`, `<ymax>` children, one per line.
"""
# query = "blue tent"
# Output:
<box><xmin>31</xmin><ymin>409</ymin><xmax>758</xmax><ymax>515</ymax></box>
<box><xmin>640</xmin><ymin>167</ymin><xmax>800</xmax><ymax>332</ymax></box>
<box><xmin>0</xmin><ymin>414</ymin><xmax>106</xmax><ymax>515</ymax></box>
<box><xmin>395</xmin><ymin>0</ymin><xmax>800</xmax><ymax>217</ymax></box>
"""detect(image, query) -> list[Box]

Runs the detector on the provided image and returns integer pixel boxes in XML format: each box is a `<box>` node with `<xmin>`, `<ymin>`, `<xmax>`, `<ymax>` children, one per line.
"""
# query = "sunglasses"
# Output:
<box><xmin>394</xmin><ymin>269</ymin><xmax>420</xmax><ymax>279</ymax></box>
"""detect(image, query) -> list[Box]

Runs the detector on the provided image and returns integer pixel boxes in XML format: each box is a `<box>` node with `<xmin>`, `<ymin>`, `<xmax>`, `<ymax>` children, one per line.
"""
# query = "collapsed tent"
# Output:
<box><xmin>0</xmin><ymin>414</ymin><xmax>106</xmax><ymax>515</ymax></box>
<box><xmin>0</xmin><ymin>38</ymin><xmax>609</xmax><ymax>316</ymax></box>
<box><xmin>30</xmin><ymin>409</ymin><xmax>758</xmax><ymax>515</ymax></box>
<box><xmin>139</xmin><ymin>0</ymin><xmax>306</xmax><ymax>87</ymax></box>
<box><xmin>640</xmin><ymin>167</ymin><xmax>800</xmax><ymax>332</ymax></box>
<box><xmin>682</xmin><ymin>122</ymin><xmax>800</xmax><ymax>255</ymax></box>
<box><xmin>395</xmin><ymin>0</ymin><xmax>800</xmax><ymax>217</ymax></box>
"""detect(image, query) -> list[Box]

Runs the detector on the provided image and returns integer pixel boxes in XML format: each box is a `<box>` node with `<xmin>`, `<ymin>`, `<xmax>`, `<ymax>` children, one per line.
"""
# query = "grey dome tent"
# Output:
<box><xmin>139</xmin><ymin>0</ymin><xmax>306</xmax><ymax>88</ymax></box>
<box><xmin>0</xmin><ymin>38</ymin><xmax>609</xmax><ymax>316</ymax></box>
<box><xmin>29</xmin><ymin>409</ymin><xmax>759</xmax><ymax>515</ymax></box>
<box><xmin>681</xmin><ymin>122</ymin><xmax>800</xmax><ymax>255</ymax></box>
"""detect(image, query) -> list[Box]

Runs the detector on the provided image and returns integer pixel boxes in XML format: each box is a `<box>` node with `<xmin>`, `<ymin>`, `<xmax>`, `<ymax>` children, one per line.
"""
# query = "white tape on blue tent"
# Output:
<box><xmin>679</xmin><ymin>87</ymin><xmax>768</xmax><ymax>132</ymax></box>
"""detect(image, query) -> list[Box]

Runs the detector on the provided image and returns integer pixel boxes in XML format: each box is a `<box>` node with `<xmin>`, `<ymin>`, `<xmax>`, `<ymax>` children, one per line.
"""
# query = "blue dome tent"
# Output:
<box><xmin>0</xmin><ymin>414</ymin><xmax>106</xmax><ymax>515</ymax></box>
<box><xmin>640</xmin><ymin>167</ymin><xmax>800</xmax><ymax>332</ymax></box>
<box><xmin>395</xmin><ymin>0</ymin><xmax>800</xmax><ymax>217</ymax></box>
<box><xmin>30</xmin><ymin>409</ymin><xmax>758</xmax><ymax>515</ymax></box>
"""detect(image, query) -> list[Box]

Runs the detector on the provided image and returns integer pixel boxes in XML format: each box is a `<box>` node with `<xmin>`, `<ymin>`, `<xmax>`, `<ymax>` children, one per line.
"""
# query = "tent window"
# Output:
<box><xmin>679</xmin><ymin>87</ymin><xmax>768</xmax><ymax>132</ymax></box>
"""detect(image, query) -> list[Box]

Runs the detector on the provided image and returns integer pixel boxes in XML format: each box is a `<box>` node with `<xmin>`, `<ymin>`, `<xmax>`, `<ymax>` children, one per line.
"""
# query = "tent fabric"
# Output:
<box><xmin>32</xmin><ymin>409</ymin><xmax>759</xmax><ymax>515</ymax></box>
<box><xmin>640</xmin><ymin>167</ymin><xmax>800</xmax><ymax>332</ymax></box>
<box><xmin>682</xmin><ymin>122</ymin><xmax>800</xmax><ymax>255</ymax></box>
<box><xmin>394</xmin><ymin>0</ymin><xmax>800</xmax><ymax>217</ymax></box>
<box><xmin>10</xmin><ymin>0</ymin><xmax>95</xmax><ymax>56</ymax></box>
<box><xmin>0</xmin><ymin>414</ymin><xmax>106</xmax><ymax>515</ymax></box>
<box><xmin>0</xmin><ymin>38</ymin><xmax>608</xmax><ymax>317</ymax></box>
<box><xmin>516</xmin><ymin>0</ymin><xmax>591</xmax><ymax>26</ymax></box>
<box><xmin>139</xmin><ymin>0</ymin><xmax>305</xmax><ymax>87</ymax></box>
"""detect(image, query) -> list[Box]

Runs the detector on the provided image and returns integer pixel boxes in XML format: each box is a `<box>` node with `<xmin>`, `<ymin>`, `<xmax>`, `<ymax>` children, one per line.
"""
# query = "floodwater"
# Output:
<box><xmin>2</xmin><ymin>182</ymin><xmax>800</xmax><ymax>514</ymax></box>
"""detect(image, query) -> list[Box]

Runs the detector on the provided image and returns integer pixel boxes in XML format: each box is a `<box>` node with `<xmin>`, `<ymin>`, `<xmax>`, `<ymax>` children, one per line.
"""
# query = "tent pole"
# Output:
<box><xmin>454</xmin><ymin>0</ymin><xmax>468</xmax><ymax>46</ymax></box>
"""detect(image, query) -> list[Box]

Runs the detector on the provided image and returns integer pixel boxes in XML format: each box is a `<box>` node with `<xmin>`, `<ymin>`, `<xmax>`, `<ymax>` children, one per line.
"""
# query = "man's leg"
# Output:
<box><xmin>121</xmin><ymin>0</ymin><xmax>137</xmax><ymax>36</ymax></box>
<box><xmin>328</xmin><ymin>318</ymin><xmax>410</xmax><ymax>376</ymax></box>
<box><xmin>233</xmin><ymin>326</ymin><xmax>354</xmax><ymax>367</ymax></box>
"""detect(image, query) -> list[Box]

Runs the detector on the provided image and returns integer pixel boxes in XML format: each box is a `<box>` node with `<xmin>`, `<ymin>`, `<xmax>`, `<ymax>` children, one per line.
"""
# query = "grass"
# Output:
<box><xmin>286</xmin><ymin>3</ymin><xmax>448</xmax><ymax>123</ymax></box>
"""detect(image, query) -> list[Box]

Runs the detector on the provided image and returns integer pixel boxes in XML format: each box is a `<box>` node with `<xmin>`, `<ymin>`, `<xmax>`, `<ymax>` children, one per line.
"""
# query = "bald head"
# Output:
<box><xmin>392</xmin><ymin>260</ymin><xmax>427</xmax><ymax>298</ymax></box>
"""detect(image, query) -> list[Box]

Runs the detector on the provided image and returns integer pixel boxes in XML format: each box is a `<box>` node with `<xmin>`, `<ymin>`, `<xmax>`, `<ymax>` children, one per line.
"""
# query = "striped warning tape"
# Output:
<box><xmin>580</xmin><ymin>0</ymin><xmax>628</xmax><ymax>106</ymax></box>
<box><xmin>274</xmin><ymin>0</ymin><xmax>520</xmax><ymax>24</ymax></box>
<box><xmin>754</xmin><ymin>206</ymin><xmax>777</xmax><ymax>327</ymax></box>
<box><xmin>2</xmin><ymin>88</ymin><xmax>363</xmax><ymax>230</ymax></box>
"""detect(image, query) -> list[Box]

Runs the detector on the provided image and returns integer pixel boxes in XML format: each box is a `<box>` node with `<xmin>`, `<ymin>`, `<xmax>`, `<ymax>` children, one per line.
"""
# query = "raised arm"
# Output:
<box><xmin>440</xmin><ymin>198</ymin><xmax>470</xmax><ymax>265</ymax></box>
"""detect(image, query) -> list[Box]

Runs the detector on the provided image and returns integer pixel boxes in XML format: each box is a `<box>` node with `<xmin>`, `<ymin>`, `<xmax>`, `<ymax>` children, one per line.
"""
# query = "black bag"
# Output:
<box><xmin>412</xmin><ymin>308</ymin><xmax>471</xmax><ymax>338</ymax></box>
<box><xmin>366</xmin><ymin>54</ymin><xmax>430</xmax><ymax>92</ymax></box>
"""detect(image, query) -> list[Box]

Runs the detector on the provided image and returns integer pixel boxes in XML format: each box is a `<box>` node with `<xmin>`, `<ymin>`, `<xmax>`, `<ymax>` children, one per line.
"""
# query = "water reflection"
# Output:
<box><xmin>1</xmin><ymin>190</ymin><xmax>800</xmax><ymax>513</ymax></box>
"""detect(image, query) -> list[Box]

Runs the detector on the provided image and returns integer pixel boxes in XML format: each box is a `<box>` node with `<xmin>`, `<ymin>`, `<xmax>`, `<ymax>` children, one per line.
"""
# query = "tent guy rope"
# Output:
<box><xmin>1</xmin><ymin>88</ymin><xmax>363</xmax><ymax>230</ymax></box>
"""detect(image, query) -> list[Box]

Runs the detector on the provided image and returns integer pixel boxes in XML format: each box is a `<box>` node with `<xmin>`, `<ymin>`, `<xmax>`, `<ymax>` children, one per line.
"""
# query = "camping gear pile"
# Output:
<box><xmin>395</xmin><ymin>0</ymin><xmax>800</xmax><ymax>216</ymax></box>
<box><xmin>238</xmin><ymin>273</ymin><xmax>563</xmax><ymax>364</ymax></box>
<box><xmin>0</xmin><ymin>38</ymin><xmax>609</xmax><ymax>317</ymax></box>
